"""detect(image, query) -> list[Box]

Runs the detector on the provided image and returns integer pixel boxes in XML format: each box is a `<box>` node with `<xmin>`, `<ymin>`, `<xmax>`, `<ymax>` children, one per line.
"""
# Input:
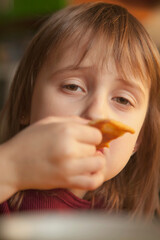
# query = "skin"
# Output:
<box><xmin>0</xmin><ymin>41</ymin><xmax>149</xmax><ymax>203</ymax></box>
<box><xmin>0</xmin><ymin>116</ymin><xmax>102</xmax><ymax>202</ymax></box>
<box><xmin>30</xmin><ymin>42</ymin><xmax>149</xmax><ymax>198</ymax></box>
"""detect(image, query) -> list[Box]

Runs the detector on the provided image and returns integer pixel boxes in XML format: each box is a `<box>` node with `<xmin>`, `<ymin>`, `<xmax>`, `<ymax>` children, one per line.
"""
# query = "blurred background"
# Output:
<box><xmin>0</xmin><ymin>0</ymin><xmax>160</xmax><ymax>110</ymax></box>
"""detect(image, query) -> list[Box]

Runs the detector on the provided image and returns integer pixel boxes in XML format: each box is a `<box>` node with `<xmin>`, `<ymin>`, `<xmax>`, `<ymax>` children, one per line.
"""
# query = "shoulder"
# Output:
<box><xmin>0</xmin><ymin>201</ymin><xmax>11</xmax><ymax>215</ymax></box>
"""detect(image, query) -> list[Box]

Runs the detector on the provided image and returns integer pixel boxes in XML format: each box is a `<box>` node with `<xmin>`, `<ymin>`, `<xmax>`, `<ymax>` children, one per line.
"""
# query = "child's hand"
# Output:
<box><xmin>2</xmin><ymin>116</ymin><xmax>106</xmax><ymax>200</ymax></box>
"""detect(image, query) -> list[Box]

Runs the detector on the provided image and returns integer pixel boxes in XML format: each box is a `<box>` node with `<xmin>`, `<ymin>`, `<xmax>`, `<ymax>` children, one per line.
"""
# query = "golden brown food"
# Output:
<box><xmin>89</xmin><ymin>119</ymin><xmax>135</xmax><ymax>149</ymax></box>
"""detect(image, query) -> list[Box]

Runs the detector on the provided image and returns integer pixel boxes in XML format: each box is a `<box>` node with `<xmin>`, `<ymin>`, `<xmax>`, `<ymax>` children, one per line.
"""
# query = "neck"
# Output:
<box><xmin>68</xmin><ymin>188</ymin><xmax>87</xmax><ymax>199</ymax></box>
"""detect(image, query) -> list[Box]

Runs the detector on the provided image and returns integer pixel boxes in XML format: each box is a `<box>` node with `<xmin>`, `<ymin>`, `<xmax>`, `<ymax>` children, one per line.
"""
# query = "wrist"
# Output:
<box><xmin>0</xmin><ymin>141</ymin><xmax>19</xmax><ymax>202</ymax></box>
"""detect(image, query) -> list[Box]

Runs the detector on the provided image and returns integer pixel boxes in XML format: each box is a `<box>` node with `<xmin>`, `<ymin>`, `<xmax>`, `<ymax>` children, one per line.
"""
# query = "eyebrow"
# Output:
<box><xmin>50</xmin><ymin>65</ymin><xmax>91</xmax><ymax>77</ymax></box>
<box><xmin>117</xmin><ymin>78</ymin><xmax>146</xmax><ymax>98</ymax></box>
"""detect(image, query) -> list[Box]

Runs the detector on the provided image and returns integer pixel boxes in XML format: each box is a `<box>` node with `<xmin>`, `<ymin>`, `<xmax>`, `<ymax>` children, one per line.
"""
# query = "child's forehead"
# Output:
<box><xmin>45</xmin><ymin>36</ymin><xmax>150</xmax><ymax>91</ymax></box>
<box><xmin>47</xmin><ymin>37</ymin><xmax>105</xmax><ymax>70</ymax></box>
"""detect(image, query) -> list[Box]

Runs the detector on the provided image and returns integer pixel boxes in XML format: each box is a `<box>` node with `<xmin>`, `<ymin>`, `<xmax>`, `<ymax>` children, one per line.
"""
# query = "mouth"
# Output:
<box><xmin>89</xmin><ymin>119</ymin><xmax>135</xmax><ymax>150</ymax></box>
<box><xmin>96</xmin><ymin>148</ymin><xmax>107</xmax><ymax>155</ymax></box>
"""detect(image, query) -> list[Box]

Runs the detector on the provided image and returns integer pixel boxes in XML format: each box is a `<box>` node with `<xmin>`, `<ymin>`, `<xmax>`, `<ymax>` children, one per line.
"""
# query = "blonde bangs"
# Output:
<box><xmin>52</xmin><ymin>4</ymin><xmax>156</xmax><ymax>93</ymax></box>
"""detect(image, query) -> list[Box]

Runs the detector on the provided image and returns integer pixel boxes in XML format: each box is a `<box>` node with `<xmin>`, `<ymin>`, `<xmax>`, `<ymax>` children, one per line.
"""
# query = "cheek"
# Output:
<box><xmin>30</xmin><ymin>86</ymin><xmax>82</xmax><ymax>123</ymax></box>
<box><xmin>104</xmin><ymin>133</ymin><xmax>138</xmax><ymax>181</ymax></box>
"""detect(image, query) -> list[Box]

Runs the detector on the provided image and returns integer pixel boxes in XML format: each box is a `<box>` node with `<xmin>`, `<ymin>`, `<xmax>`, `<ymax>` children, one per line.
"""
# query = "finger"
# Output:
<box><xmin>71</xmin><ymin>142</ymin><xmax>96</xmax><ymax>158</ymax></box>
<box><xmin>35</xmin><ymin>116</ymin><xmax>89</xmax><ymax>125</ymax></box>
<box><xmin>69</xmin><ymin>171</ymin><xmax>105</xmax><ymax>190</ymax></box>
<box><xmin>35</xmin><ymin>116</ymin><xmax>102</xmax><ymax>145</ymax></box>
<box><xmin>73</xmin><ymin>124</ymin><xmax>102</xmax><ymax>145</ymax></box>
<box><xmin>65</xmin><ymin>155</ymin><xmax>105</xmax><ymax>176</ymax></box>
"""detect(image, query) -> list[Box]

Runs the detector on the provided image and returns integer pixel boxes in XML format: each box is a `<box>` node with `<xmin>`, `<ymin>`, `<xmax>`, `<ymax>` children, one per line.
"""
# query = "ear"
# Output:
<box><xmin>20</xmin><ymin>114</ymin><xmax>30</xmax><ymax>126</ymax></box>
<box><xmin>132</xmin><ymin>130</ymin><xmax>143</xmax><ymax>155</ymax></box>
<box><xmin>132</xmin><ymin>143</ymin><xmax>139</xmax><ymax>155</ymax></box>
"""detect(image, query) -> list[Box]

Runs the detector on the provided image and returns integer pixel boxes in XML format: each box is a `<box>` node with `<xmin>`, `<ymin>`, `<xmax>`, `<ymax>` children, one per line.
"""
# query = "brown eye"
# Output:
<box><xmin>114</xmin><ymin>97</ymin><xmax>131</xmax><ymax>106</ymax></box>
<box><xmin>63</xmin><ymin>84</ymin><xmax>79</xmax><ymax>91</ymax></box>
<box><xmin>62</xmin><ymin>84</ymin><xmax>84</xmax><ymax>92</ymax></box>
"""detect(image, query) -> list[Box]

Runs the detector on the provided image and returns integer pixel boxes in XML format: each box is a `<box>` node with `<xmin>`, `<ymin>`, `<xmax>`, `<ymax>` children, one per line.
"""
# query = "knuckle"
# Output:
<box><xmin>71</xmin><ymin>116</ymin><xmax>80</xmax><ymax>120</ymax></box>
<box><xmin>96</xmin><ymin>129</ymin><xmax>103</xmax><ymax>143</ymax></box>
<box><xmin>46</xmin><ymin>116</ymin><xmax>54</xmax><ymax>121</ymax></box>
<box><xmin>89</xmin><ymin>146</ymin><xmax>96</xmax><ymax>155</ymax></box>
<box><xmin>62</xmin><ymin>143</ymin><xmax>74</xmax><ymax>158</ymax></box>
<box><xmin>60</xmin><ymin>127</ymin><xmax>75</xmax><ymax>158</ymax></box>
<box><xmin>88</xmin><ymin>180</ymin><xmax>98</xmax><ymax>190</ymax></box>
<box><xmin>94</xmin><ymin>156</ymin><xmax>105</xmax><ymax>170</ymax></box>
<box><xmin>99</xmin><ymin>156</ymin><xmax>106</xmax><ymax>168</ymax></box>
<box><xmin>61</xmin><ymin>123</ymin><xmax>73</xmax><ymax>137</ymax></box>
<box><xmin>90</xmin><ymin>127</ymin><xmax>102</xmax><ymax>144</ymax></box>
<box><xmin>88</xmin><ymin>173</ymin><xmax>104</xmax><ymax>190</ymax></box>
<box><xmin>96</xmin><ymin>157</ymin><xmax>104</xmax><ymax>169</ymax></box>
<box><xmin>92</xmin><ymin>145</ymin><xmax>97</xmax><ymax>152</ymax></box>
<box><xmin>59</xmin><ymin>159</ymin><xmax>75</xmax><ymax>178</ymax></box>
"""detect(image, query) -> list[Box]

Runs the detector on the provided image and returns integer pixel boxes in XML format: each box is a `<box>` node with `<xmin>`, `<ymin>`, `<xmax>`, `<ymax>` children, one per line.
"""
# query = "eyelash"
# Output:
<box><xmin>62</xmin><ymin>84</ymin><xmax>85</xmax><ymax>92</ymax></box>
<box><xmin>113</xmin><ymin>97</ymin><xmax>132</xmax><ymax>105</ymax></box>
<box><xmin>112</xmin><ymin>97</ymin><xmax>134</xmax><ymax>109</ymax></box>
<box><xmin>62</xmin><ymin>84</ymin><xmax>134</xmax><ymax>108</ymax></box>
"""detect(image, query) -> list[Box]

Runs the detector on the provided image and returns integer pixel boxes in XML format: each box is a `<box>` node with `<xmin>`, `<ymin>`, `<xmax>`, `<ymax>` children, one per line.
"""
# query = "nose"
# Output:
<box><xmin>81</xmin><ymin>96</ymin><xmax>109</xmax><ymax>120</ymax></box>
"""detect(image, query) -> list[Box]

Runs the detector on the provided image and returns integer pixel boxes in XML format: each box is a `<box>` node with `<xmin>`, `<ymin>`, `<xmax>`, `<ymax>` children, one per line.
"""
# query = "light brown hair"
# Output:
<box><xmin>0</xmin><ymin>2</ymin><xmax>160</xmax><ymax>218</ymax></box>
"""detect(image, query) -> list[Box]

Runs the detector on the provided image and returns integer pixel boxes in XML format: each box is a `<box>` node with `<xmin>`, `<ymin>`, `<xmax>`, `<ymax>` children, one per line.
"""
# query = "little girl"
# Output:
<box><xmin>0</xmin><ymin>2</ymin><xmax>160</xmax><ymax>218</ymax></box>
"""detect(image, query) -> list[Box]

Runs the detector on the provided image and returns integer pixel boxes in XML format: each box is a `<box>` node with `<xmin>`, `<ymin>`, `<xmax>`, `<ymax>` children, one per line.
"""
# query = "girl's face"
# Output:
<box><xmin>30</xmin><ymin>43</ymin><xmax>149</xmax><ymax>181</ymax></box>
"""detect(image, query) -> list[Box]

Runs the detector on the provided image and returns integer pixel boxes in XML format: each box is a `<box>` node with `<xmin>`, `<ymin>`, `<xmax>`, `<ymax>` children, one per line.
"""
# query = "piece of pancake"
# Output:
<box><xmin>89</xmin><ymin>119</ymin><xmax>135</xmax><ymax>149</ymax></box>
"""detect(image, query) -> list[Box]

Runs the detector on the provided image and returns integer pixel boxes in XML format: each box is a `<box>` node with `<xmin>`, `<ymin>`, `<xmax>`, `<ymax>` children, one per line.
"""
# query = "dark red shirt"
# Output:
<box><xmin>0</xmin><ymin>189</ymin><xmax>91</xmax><ymax>215</ymax></box>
